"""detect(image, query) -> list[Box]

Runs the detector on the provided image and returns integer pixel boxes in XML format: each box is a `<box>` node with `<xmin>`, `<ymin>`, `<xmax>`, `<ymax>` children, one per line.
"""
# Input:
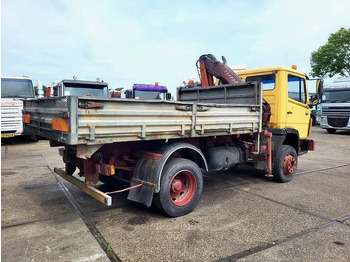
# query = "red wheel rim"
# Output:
<box><xmin>283</xmin><ymin>154</ymin><xmax>297</xmax><ymax>175</ymax></box>
<box><xmin>169</xmin><ymin>170</ymin><xmax>196</xmax><ymax>206</ymax></box>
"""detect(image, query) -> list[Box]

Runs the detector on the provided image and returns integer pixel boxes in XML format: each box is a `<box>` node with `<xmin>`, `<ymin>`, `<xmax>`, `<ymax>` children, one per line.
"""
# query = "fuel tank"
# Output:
<box><xmin>205</xmin><ymin>146</ymin><xmax>248</xmax><ymax>171</ymax></box>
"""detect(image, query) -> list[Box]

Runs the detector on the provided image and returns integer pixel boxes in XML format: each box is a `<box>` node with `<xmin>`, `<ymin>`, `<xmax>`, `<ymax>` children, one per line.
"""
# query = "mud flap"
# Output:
<box><xmin>127</xmin><ymin>180</ymin><xmax>155</xmax><ymax>207</ymax></box>
<box><xmin>127</xmin><ymin>152</ymin><xmax>162</xmax><ymax>207</ymax></box>
<box><xmin>127</xmin><ymin>143</ymin><xmax>207</xmax><ymax>207</ymax></box>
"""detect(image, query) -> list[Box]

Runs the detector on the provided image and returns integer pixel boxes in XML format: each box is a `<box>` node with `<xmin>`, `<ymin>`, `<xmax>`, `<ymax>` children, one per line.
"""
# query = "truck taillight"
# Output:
<box><xmin>52</xmin><ymin>118</ymin><xmax>69</xmax><ymax>132</ymax></box>
<box><xmin>23</xmin><ymin>114</ymin><xmax>31</xmax><ymax>123</ymax></box>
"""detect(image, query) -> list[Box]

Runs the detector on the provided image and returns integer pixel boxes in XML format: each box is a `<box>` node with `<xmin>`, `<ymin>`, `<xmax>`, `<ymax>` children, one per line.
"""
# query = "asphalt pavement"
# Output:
<box><xmin>1</xmin><ymin>126</ymin><xmax>350</xmax><ymax>261</ymax></box>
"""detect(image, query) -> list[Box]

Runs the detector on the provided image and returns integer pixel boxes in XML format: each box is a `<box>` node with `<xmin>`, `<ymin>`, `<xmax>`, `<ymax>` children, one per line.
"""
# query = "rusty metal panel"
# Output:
<box><xmin>76</xmin><ymin>99</ymin><xmax>261</xmax><ymax>144</ymax></box>
<box><xmin>23</xmin><ymin>83</ymin><xmax>262</xmax><ymax>146</ymax></box>
<box><xmin>195</xmin><ymin>105</ymin><xmax>260</xmax><ymax>135</ymax></box>
<box><xmin>23</xmin><ymin>97</ymin><xmax>76</xmax><ymax>144</ymax></box>
<box><xmin>77</xmin><ymin>99</ymin><xmax>194</xmax><ymax>144</ymax></box>
<box><xmin>177</xmin><ymin>82</ymin><xmax>261</xmax><ymax>105</ymax></box>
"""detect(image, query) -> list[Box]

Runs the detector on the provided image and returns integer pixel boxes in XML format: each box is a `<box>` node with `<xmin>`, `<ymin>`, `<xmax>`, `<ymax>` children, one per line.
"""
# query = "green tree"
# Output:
<box><xmin>34</xmin><ymin>85</ymin><xmax>47</xmax><ymax>96</ymax></box>
<box><xmin>310</xmin><ymin>27</ymin><xmax>350</xmax><ymax>78</ymax></box>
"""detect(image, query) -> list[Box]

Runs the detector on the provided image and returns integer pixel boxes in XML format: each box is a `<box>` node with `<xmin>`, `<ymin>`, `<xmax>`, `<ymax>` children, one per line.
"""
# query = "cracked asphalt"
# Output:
<box><xmin>1</xmin><ymin>126</ymin><xmax>350</xmax><ymax>261</ymax></box>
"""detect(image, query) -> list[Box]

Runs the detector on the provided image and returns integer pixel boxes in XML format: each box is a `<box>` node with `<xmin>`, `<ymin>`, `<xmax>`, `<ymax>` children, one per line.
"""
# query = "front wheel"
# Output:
<box><xmin>326</xmin><ymin>128</ymin><xmax>337</xmax><ymax>134</ymax></box>
<box><xmin>153</xmin><ymin>158</ymin><xmax>203</xmax><ymax>217</ymax></box>
<box><xmin>273</xmin><ymin>145</ymin><xmax>298</xmax><ymax>183</ymax></box>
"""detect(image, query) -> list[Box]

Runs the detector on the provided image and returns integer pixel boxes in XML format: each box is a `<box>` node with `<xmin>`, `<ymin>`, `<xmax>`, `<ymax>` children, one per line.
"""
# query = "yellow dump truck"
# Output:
<box><xmin>23</xmin><ymin>60</ymin><xmax>317</xmax><ymax>217</ymax></box>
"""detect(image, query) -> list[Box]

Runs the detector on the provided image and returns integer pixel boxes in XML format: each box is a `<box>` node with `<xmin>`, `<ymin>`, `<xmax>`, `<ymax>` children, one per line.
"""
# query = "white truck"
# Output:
<box><xmin>1</xmin><ymin>76</ymin><xmax>37</xmax><ymax>140</ymax></box>
<box><xmin>319</xmin><ymin>78</ymin><xmax>350</xmax><ymax>133</ymax></box>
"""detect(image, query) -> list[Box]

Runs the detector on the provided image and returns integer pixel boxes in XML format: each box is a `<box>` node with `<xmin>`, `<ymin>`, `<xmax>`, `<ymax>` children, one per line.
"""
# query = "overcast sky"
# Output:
<box><xmin>2</xmin><ymin>0</ymin><xmax>350</xmax><ymax>94</ymax></box>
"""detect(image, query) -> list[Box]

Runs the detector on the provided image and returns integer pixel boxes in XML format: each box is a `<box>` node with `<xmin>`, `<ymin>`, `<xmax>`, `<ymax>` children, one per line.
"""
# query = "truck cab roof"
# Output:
<box><xmin>2</xmin><ymin>76</ymin><xmax>32</xmax><ymax>80</ymax></box>
<box><xmin>60</xmin><ymin>79</ymin><xmax>108</xmax><ymax>87</ymax></box>
<box><xmin>236</xmin><ymin>66</ymin><xmax>307</xmax><ymax>78</ymax></box>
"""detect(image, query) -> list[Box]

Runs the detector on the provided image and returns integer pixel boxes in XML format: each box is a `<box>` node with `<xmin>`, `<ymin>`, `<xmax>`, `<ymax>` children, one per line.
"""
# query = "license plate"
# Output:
<box><xmin>1</xmin><ymin>133</ymin><xmax>15</xmax><ymax>138</ymax></box>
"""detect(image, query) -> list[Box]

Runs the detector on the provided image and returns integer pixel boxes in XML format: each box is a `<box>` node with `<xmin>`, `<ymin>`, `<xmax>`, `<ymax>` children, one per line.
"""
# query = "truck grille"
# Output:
<box><xmin>1</xmin><ymin>105</ymin><xmax>23</xmax><ymax>132</ymax></box>
<box><xmin>327</xmin><ymin>116</ymin><xmax>349</xmax><ymax>128</ymax></box>
<box><xmin>322</xmin><ymin>106</ymin><xmax>350</xmax><ymax>116</ymax></box>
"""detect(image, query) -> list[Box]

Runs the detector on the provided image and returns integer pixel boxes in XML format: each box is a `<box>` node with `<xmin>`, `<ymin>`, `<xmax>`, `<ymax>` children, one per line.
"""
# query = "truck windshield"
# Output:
<box><xmin>322</xmin><ymin>90</ymin><xmax>350</xmax><ymax>102</ymax></box>
<box><xmin>1</xmin><ymin>78</ymin><xmax>34</xmax><ymax>98</ymax></box>
<box><xmin>63</xmin><ymin>85</ymin><xmax>109</xmax><ymax>97</ymax></box>
<box><xmin>246</xmin><ymin>74</ymin><xmax>275</xmax><ymax>90</ymax></box>
<box><xmin>134</xmin><ymin>90</ymin><xmax>166</xmax><ymax>100</ymax></box>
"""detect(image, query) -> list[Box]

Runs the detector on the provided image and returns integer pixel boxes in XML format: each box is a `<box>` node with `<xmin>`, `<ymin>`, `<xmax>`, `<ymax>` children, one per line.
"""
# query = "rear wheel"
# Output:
<box><xmin>154</xmin><ymin>158</ymin><xmax>203</xmax><ymax>217</ymax></box>
<box><xmin>29</xmin><ymin>133</ymin><xmax>38</xmax><ymax>142</ymax></box>
<box><xmin>273</xmin><ymin>145</ymin><xmax>298</xmax><ymax>183</ymax></box>
<box><xmin>326</xmin><ymin>128</ymin><xmax>337</xmax><ymax>134</ymax></box>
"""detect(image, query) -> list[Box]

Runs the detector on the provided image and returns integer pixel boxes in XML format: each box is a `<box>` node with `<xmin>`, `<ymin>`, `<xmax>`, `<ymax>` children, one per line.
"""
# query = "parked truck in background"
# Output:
<box><xmin>124</xmin><ymin>83</ymin><xmax>171</xmax><ymax>100</ymax></box>
<box><xmin>318</xmin><ymin>78</ymin><xmax>350</xmax><ymax>133</ymax></box>
<box><xmin>1</xmin><ymin>76</ymin><xmax>38</xmax><ymax>140</ymax></box>
<box><xmin>23</xmin><ymin>55</ymin><xmax>316</xmax><ymax>217</ymax></box>
<box><xmin>49</xmin><ymin>79</ymin><xmax>109</xmax><ymax>98</ymax></box>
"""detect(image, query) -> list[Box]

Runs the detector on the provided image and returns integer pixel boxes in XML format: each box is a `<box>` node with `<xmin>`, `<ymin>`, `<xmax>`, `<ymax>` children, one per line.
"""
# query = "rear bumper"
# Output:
<box><xmin>299</xmin><ymin>139</ymin><xmax>315</xmax><ymax>155</ymax></box>
<box><xmin>54</xmin><ymin>167</ymin><xmax>112</xmax><ymax>206</ymax></box>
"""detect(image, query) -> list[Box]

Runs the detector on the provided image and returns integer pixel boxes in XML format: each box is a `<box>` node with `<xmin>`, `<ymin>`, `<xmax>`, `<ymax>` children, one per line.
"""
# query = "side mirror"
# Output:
<box><xmin>53</xmin><ymin>86</ymin><xmax>58</xmax><ymax>97</ymax></box>
<box><xmin>316</xmin><ymin>79</ymin><xmax>323</xmax><ymax>100</ymax></box>
<box><xmin>309</xmin><ymin>94</ymin><xmax>318</xmax><ymax>105</ymax></box>
<box><xmin>124</xmin><ymin>89</ymin><xmax>133</xmax><ymax>98</ymax></box>
<box><xmin>167</xmin><ymin>93</ymin><xmax>172</xmax><ymax>100</ymax></box>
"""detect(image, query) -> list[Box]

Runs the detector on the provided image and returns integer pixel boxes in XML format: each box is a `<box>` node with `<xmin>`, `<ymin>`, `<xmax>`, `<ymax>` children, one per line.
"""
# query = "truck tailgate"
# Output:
<box><xmin>24</xmin><ymin>92</ymin><xmax>262</xmax><ymax>146</ymax></box>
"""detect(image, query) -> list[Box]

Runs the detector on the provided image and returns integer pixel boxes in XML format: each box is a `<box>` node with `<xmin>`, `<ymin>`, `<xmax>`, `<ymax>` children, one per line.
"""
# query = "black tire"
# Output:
<box><xmin>326</xmin><ymin>128</ymin><xmax>336</xmax><ymax>134</ymax></box>
<box><xmin>29</xmin><ymin>133</ymin><xmax>38</xmax><ymax>142</ymax></box>
<box><xmin>153</xmin><ymin>158</ymin><xmax>203</xmax><ymax>217</ymax></box>
<box><xmin>273</xmin><ymin>145</ymin><xmax>298</xmax><ymax>183</ymax></box>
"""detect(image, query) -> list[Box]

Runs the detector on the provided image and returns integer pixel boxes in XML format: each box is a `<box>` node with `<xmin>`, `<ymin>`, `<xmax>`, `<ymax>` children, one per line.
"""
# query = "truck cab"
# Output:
<box><xmin>319</xmin><ymin>78</ymin><xmax>350</xmax><ymax>133</ymax></box>
<box><xmin>236</xmin><ymin>66</ymin><xmax>312</xmax><ymax>139</ymax></box>
<box><xmin>51</xmin><ymin>80</ymin><xmax>109</xmax><ymax>98</ymax></box>
<box><xmin>125</xmin><ymin>83</ymin><xmax>171</xmax><ymax>100</ymax></box>
<box><xmin>1</xmin><ymin>76</ymin><xmax>36</xmax><ymax>138</ymax></box>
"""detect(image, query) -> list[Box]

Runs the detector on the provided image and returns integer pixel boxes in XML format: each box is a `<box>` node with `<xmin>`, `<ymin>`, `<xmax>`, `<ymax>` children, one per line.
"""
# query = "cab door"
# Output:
<box><xmin>286</xmin><ymin>74</ymin><xmax>310</xmax><ymax>139</ymax></box>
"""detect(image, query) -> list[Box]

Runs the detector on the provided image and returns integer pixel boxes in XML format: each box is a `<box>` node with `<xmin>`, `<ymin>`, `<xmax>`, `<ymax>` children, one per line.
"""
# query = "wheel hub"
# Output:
<box><xmin>171</xmin><ymin>179</ymin><xmax>183</xmax><ymax>192</ymax></box>
<box><xmin>283</xmin><ymin>154</ymin><xmax>296</xmax><ymax>175</ymax></box>
<box><xmin>169</xmin><ymin>170</ymin><xmax>196</xmax><ymax>206</ymax></box>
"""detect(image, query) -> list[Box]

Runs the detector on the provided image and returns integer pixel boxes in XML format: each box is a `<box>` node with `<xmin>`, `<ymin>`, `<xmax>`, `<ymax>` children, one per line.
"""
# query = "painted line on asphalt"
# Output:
<box><xmin>203</xmin><ymin>163</ymin><xmax>349</xmax><ymax>222</ymax></box>
<box><xmin>0</xmin><ymin>211</ymin><xmax>99</xmax><ymax>229</ymax></box>
<box><xmin>1</xmin><ymin>218</ymin><xmax>51</xmax><ymax>229</ymax></box>
<box><xmin>295</xmin><ymin>163</ymin><xmax>350</xmax><ymax>175</ymax></box>
<box><xmin>217</xmin><ymin>216</ymin><xmax>349</xmax><ymax>261</ymax></box>
<box><xmin>237</xmin><ymin>187</ymin><xmax>332</xmax><ymax>221</ymax></box>
<box><xmin>41</xmin><ymin>155</ymin><xmax>121</xmax><ymax>262</ymax></box>
<box><xmin>337</xmin><ymin>214</ymin><xmax>350</xmax><ymax>226</ymax></box>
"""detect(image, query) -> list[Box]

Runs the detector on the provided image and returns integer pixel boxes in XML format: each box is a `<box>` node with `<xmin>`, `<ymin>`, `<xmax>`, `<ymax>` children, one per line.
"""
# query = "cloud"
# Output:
<box><xmin>2</xmin><ymin>0</ymin><xmax>350</xmax><ymax>94</ymax></box>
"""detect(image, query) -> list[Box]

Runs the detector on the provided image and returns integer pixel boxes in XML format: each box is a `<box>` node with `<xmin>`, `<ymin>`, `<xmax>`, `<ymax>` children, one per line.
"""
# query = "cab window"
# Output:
<box><xmin>288</xmin><ymin>75</ymin><xmax>306</xmax><ymax>103</ymax></box>
<box><xmin>246</xmin><ymin>74</ymin><xmax>275</xmax><ymax>90</ymax></box>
